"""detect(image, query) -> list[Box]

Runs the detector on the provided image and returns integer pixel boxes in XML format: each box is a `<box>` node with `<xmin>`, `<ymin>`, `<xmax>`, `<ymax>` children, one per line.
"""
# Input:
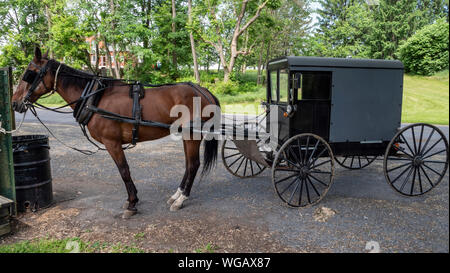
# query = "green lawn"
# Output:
<box><xmin>0</xmin><ymin>237</ymin><xmax>145</xmax><ymax>253</ymax></box>
<box><xmin>37</xmin><ymin>71</ymin><xmax>449</xmax><ymax>125</ymax></box>
<box><xmin>402</xmin><ymin>72</ymin><xmax>449</xmax><ymax>125</ymax></box>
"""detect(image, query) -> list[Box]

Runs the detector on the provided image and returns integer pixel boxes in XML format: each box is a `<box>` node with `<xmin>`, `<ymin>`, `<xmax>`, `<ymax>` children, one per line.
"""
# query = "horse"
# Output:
<box><xmin>11</xmin><ymin>46</ymin><xmax>220</xmax><ymax>218</ymax></box>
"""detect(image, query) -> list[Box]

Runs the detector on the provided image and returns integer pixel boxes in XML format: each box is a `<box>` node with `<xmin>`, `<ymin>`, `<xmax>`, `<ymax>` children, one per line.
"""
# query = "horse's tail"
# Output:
<box><xmin>201</xmin><ymin>88</ymin><xmax>221</xmax><ymax>177</ymax></box>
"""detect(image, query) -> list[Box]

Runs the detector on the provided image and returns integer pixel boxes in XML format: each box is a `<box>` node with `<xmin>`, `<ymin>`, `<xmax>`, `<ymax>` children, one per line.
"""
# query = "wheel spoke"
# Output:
<box><xmin>419</xmin><ymin>165</ymin><xmax>434</xmax><ymax>187</ymax></box>
<box><xmin>228</xmin><ymin>155</ymin><xmax>244</xmax><ymax>168</ymax></box>
<box><xmin>424</xmin><ymin>160</ymin><xmax>447</xmax><ymax>164</ymax></box>
<box><xmin>391</xmin><ymin>165</ymin><xmax>412</xmax><ymax>184</ymax></box>
<box><xmin>358</xmin><ymin>156</ymin><xmax>362</xmax><ymax>168</ymax></box>
<box><xmin>298</xmin><ymin>178</ymin><xmax>304</xmax><ymax>206</ymax></box>
<box><xmin>280</xmin><ymin>177</ymin><xmax>298</xmax><ymax>196</ymax></box>
<box><xmin>422</xmin><ymin>162</ymin><xmax>443</xmax><ymax>176</ymax></box>
<box><xmin>288</xmin><ymin>178</ymin><xmax>301</xmax><ymax>205</ymax></box>
<box><xmin>417</xmin><ymin>125</ymin><xmax>424</xmax><ymax>154</ymax></box>
<box><xmin>311</xmin><ymin>159</ymin><xmax>331</xmax><ymax>169</ymax></box>
<box><xmin>350</xmin><ymin>156</ymin><xmax>355</xmax><ymax>168</ymax></box>
<box><xmin>419</xmin><ymin>128</ymin><xmax>436</xmax><ymax>156</ymax></box>
<box><xmin>255</xmin><ymin>162</ymin><xmax>262</xmax><ymax>171</ymax></box>
<box><xmin>399</xmin><ymin>166</ymin><xmax>414</xmax><ymax>192</ymax></box>
<box><xmin>243</xmin><ymin>159</ymin><xmax>248</xmax><ymax>176</ymax></box>
<box><xmin>342</xmin><ymin>156</ymin><xmax>348</xmax><ymax>165</ymax></box>
<box><xmin>224</xmin><ymin>146</ymin><xmax>238</xmax><ymax>151</ymax></box>
<box><xmin>310</xmin><ymin>170</ymin><xmax>331</xmax><ymax>175</ymax></box>
<box><xmin>422</xmin><ymin>149</ymin><xmax>447</xmax><ymax>160</ymax></box>
<box><xmin>306</xmin><ymin>176</ymin><xmax>321</xmax><ymax>197</ymax></box>
<box><xmin>288</xmin><ymin>146</ymin><xmax>302</xmax><ymax>167</ymax></box>
<box><xmin>421</xmin><ymin>138</ymin><xmax>443</xmax><ymax>158</ymax></box>
<box><xmin>387</xmin><ymin>161</ymin><xmax>411</xmax><ymax>173</ymax></box>
<box><xmin>400</xmin><ymin>134</ymin><xmax>416</xmax><ymax>157</ymax></box>
<box><xmin>249</xmin><ymin>160</ymin><xmax>254</xmax><ymax>176</ymax></box>
<box><xmin>387</xmin><ymin>156</ymin><xmax>413</xmax><ymax>161</ymax></box>
<box><xmin>305</xmin><ymin>177</ymin><xmax>311</xmax><ymax>204</ymax></box>
<box><xmin>274</xmin><ymin>173</ymin><xmax>298</xmax><ymax>185</ymax></box>
<box><xmin>234</xmin><ymin>157</ymin><xmax>246</xmax><ymax>175</ymax></box>
<box><xmin>275</xmin><ymin>168</ymin><xmax>299</xmax><ymax>173</ymax></box>
<box><xmin>409</xmin><ymin>167</ymin><xmax>417</xmax><ymax>195</ymax></box>
<box><xmin>224</xmin><ymin>152</ymin><xmax>241</xmax><ymax>159</ymax></box>
<box><xmin>297</xmin><ymin>138</ymin><xmax>303</xmax><ymax>164</ymax></box>
<box><xmin>310</xmin><ymin>148</ymin><xmax>328</xmax><ymax>167</ymax></box>
<box><xmin>411</xmin><ymin>126</ymin><xmax>418</xmax><ymax>154</ymax></box>
<box><xmin>303</xmin><ymin>136</ymin><xmax>310</xmax><ymax>165</ymax></box>
<box><xmin>308</xmin><ymin>173</ymin><xmax>329</xmax><ymax>187</ymax></box>
<box><xmin>417</xmin><ymin>166</ymin><xmax>424</xmax><ymax>194</ymax></box>
<box><xmin>307</xmin><ymin>139</ymin><xmax>320</xmax><ymax>164</ymax></box>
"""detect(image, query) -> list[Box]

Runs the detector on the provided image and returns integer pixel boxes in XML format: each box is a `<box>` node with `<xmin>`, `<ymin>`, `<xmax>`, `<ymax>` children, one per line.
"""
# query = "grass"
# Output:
<box><xmin>36</xmin><ymin>70</ymin><xmax>449</xmax><ymax>125</ymax></box>
<box><xmin>0</xmin><ymin>237</ymin><xmax>145</xmax><ymax>253</ymax></box>
<box><xmin>402</xmin><ymin>71</ymin><xmax>449</xmax><ymax>125</ymax></box>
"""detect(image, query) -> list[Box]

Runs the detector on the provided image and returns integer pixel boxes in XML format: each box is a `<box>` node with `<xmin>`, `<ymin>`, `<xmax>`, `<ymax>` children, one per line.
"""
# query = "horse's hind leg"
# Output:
<box><xmin>169</xmin><ymin>140</ymin><xmax>201</xmax><ymax>211</ymax></box>
<box><xmin>104</xmin><ymin>140</ymin><xmax>139</xmax><ymax>218</ymax></box>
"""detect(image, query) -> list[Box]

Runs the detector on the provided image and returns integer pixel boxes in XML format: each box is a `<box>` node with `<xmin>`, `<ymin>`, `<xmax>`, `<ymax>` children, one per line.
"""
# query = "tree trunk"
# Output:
<box><xmin>257</xmin><ymin>47</ymin><xmax>263</xmax><ymax>85</ymax></box>
<box><xmin>104</xmin><ymin>39</ymin><xmax>114</xmax><ymax>77</ymax></box>
<box><xmin>188</xmin><ymin>0</ymin><xmax>200</xmax><ymax>83</ymax></box>
<box><xmin>45</xmin><ymin>5</ymin><xmax>54</xmax><ymax>59</ymax></box>
<box><xmin>171</xmin><ymin>0</ymin><xmax>178</xmax><ymax>74</ymax></box>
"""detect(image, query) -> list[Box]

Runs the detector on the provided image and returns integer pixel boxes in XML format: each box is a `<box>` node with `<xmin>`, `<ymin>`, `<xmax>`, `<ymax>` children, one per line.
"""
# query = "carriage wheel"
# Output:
<box><xmin>335</xmin><ymin>156</ymin><xmax>377</xmax><ymax>170</ymax></box>
<box><xmin>272</xmin><ymin>133</ymin><xmax>335</xmax><ymax>207</ymax></box>
<box><xmin>221</xmin><ymin>139</ymin><xmax>267</xmax><ymax>178</ymax></box>
<box><xmin>384</xmin><ymin>123</ymin><xmax>449</xmax><ymax>196</ymax></box>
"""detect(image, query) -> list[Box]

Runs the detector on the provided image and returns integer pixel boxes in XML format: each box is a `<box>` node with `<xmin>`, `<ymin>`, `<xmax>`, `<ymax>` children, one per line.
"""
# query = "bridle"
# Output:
<box><xmin>22</xmin><ymin>59</ymin><xmax>61</xmax><ymax>103</ymax></box>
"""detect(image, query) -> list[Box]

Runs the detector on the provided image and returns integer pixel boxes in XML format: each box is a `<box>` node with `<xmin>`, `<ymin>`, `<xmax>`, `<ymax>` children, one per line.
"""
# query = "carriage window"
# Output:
<box><xmin>279</xmin><ymin>70</ymin><xmax>289</xmax><ymax>103</ymax></box>
<box><xmin>297</xmin><ymin>72</ymin><xmax>332</xmax><ymax>100</ymax></box>
<box><xmin>270</xmin><ymin>70</ymin><xmax>277</xmax><ymax>102</ymax></box>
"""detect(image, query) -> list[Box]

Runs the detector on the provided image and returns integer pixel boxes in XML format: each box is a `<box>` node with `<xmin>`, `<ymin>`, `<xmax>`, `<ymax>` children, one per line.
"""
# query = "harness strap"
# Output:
<box><xmin>130</xmin><ymin>83</ymin><xmax>143</xmax><ymax>145</ymax></box>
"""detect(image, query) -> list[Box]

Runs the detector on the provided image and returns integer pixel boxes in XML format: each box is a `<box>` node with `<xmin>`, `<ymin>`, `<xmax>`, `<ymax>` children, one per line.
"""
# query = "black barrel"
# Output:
<box><xmin>12</xmin><ymin>135</ymin><xmax>53</xmax><ymax>212</ymax></box>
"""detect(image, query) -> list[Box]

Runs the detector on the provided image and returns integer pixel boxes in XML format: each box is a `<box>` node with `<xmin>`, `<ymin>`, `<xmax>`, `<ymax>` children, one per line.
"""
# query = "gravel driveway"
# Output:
<box><xmin>1</xmin><ymin>110</ymin><xmax>448</xmax><ymax>253</ymax></box>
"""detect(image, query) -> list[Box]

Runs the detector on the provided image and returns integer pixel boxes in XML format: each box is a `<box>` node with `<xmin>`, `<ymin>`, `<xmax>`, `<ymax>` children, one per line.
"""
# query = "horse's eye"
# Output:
<box><xmin>22</xmin><ymin>70</ymin><xmax>38</xmax><ymax>84</ymax></box>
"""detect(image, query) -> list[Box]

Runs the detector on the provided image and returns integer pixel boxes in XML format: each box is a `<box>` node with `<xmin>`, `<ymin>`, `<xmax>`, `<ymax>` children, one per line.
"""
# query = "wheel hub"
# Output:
<box><xmin>413</xmin><ymin>156</ymin><xmax>423</xmax><ymax>167</ymax></box>
<box><xmin>299</xmin><ymin>166</ymin><xmax>309</xmax><ymax>179</ymax></box>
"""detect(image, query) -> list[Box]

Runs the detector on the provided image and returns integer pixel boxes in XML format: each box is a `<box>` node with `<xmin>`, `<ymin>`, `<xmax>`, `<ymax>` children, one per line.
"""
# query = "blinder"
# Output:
<box><xmin>23</xmin><ymin>60</ymin><xmax>53</xmax><ymax>102</ymax></box>
<box><xmin>22</xmin><ymin>69</ymin><xmax>38</xmax><ymax>84</ymax></box>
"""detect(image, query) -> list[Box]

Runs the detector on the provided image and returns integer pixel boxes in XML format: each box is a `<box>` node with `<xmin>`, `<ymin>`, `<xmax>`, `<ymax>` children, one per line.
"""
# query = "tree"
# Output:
<box><xmin>398</xmin><ymin>18</ymin><xmax>449</xmax><ymax>75</ymax></box>
<box><xmin>194</xmin><ymin>0</ymin><xmax>281</xmax><ymax>82</ymax></box>
<box><xmin>188</xmin><ymin>0</ymin><xmax>200</xmax><ymax>83</ymax></box>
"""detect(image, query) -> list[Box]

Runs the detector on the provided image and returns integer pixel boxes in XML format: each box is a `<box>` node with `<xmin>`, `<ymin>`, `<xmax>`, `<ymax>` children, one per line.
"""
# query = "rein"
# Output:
<box><xmin>19</xmin><ymin>59</ymin><xmax>217</xmax><ymax>155</ymax></box>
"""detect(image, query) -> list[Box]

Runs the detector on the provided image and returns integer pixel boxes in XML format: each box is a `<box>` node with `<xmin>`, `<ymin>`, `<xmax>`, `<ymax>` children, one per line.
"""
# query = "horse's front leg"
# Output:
<box><xmin>104</xmin><ymin>139</ymin><xmax>139</xmax><ymax>218</ymax></box>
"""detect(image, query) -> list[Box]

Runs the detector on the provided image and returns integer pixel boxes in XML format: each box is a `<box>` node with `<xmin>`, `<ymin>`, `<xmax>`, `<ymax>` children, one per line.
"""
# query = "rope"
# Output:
<box><xmin>0</xmin><ymin>111</ymin><xmax>26</xmax><ymax>134</ymax></box>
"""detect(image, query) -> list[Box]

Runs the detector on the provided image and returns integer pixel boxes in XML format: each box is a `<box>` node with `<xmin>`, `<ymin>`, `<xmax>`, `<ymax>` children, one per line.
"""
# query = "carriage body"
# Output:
<box><xmin>222</xmin><ymin>56</ymin><xmax>448</xmax><ymax>207</ymax></box>
<box><xmin>266</xmin><ymin>56</ymin><xmax>404</xmax><ymax>157</ymax></box>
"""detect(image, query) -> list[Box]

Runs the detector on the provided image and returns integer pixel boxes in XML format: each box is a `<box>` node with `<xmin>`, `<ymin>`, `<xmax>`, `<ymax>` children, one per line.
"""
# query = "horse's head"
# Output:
<box><xmin>12</xmin><ymin>46</ymin><xmax>55</xmax><ymax>113</ymax></box>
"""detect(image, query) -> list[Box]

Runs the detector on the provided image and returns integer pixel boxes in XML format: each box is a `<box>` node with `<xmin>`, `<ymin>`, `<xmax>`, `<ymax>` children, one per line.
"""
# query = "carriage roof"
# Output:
<box><xmin>268</xmin><ymin>56</ymin><xmax>404</xmax><ymax>70</ymax></box>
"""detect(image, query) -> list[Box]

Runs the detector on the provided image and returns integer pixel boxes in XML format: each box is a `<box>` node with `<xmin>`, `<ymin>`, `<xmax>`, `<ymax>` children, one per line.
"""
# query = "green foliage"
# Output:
<box><xmin>398</xmin><ymin>18</ymin><xmax>449</xmax><ymax>75</ymax></box>
<box><xmin>0</xmin><ymin>237</ymin><xmax>146</xmax><ymax>253</ymax></box>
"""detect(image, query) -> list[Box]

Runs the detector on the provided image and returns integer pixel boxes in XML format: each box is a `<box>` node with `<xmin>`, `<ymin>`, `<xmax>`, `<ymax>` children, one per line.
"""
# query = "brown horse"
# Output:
<box><xmin>12</xmin><ymin>46</ymin><xmax>220</xmax><ymax>218</ymax></box>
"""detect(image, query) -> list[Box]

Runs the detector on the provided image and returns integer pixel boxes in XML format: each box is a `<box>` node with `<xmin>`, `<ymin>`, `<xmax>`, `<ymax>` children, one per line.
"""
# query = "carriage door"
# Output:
<box><xmin>268</xmin><ymin>69</ymin><xmax>292</xmax><ymax>144</ymax></box>
<box><xmin>290</xmin><ymin>71</ymin><xmax>332</xmax><ymax>140</ymax></box>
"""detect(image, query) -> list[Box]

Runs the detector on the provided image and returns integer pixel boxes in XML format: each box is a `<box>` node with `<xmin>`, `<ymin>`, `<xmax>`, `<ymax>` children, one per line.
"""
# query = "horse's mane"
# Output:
<box><xmin>47</xmin><ymin>59</ymin><xmax>118</xmax><ymax>90</ymax></box>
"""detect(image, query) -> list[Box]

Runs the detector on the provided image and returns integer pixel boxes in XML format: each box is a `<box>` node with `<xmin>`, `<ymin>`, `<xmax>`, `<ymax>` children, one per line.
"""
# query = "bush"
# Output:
<box><xmin>398</xmin><ymin>18</ymin><xmax>449</xmax><ymax>75</ymax></box>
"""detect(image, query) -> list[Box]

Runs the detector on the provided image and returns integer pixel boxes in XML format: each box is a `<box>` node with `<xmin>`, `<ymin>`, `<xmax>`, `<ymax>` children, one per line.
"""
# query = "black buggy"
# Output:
<box><xmin>221</xmin><ymin>56</ymin><xmax>449</xmax><ymax>207</ymax></box>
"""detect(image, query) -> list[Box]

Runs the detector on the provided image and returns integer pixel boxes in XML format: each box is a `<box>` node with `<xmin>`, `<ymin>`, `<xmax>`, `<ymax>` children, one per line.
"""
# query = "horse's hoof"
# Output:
<box><xmin>170</xmin><ymin>203</ymin><xmax>183</xmax><ymax>211</ymax></box>
<box><xmin>123</xmin><ymin>202</ymin><xmax>129</xmax><ymax>209</ymax></box>
<box><xmin>122</xmin><ymin>209</ymin><xmax>137</xmax><ymax>219</ymax></box>
<box><xmin>167</xmin><ymin>197</ymin><xmax>177</xmax><ymax>205</ymax></box>
<box><xmin>167</xmin><ymin>188</ymin><xmax>183</xmax><ymax>205</ymax></box>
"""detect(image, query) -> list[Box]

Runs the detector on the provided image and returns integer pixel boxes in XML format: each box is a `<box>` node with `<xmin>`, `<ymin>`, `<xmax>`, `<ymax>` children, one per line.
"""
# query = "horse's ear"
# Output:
<box><xmin>43</xmin><ymin>49</ymin><xmax>49</xmax><ymax>59</ymax></box>
<box><xmin>34</xmin><ymin>46</ymin><xmax>42</xmax><ymax>61</ymax></box>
